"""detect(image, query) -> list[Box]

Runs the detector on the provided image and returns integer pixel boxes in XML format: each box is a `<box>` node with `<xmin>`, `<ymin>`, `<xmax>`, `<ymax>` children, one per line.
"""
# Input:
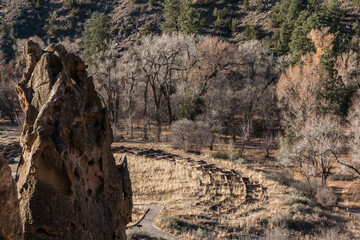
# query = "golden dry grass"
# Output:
<box><xmin>117</xmin><ymin>141</ymin><xmax>360</xmax><ymax>239</ymax></box>
<box><xmin>124</xmin><ymin>154</ymin><xmax>202</xmax><ymax>205</ymax></box>
<box><xmin>0</xmin><ymin>120</ymin><xmax>20</xmax><ymax>144</ymax></box>
<box><xmin>342</xmin><ymin>180</ymin><xmax>360</xmax><ymax>208</ymax></box>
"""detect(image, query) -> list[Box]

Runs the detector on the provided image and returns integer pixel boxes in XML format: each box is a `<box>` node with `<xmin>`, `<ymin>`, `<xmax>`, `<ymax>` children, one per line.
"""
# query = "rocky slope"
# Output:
<box><xmin>15</xmin><ymin>40</ymin><xmax>132</xmax><ymax>239</ymax></box>
<box><xmin>1</xmin><ymin>0</ymin><xmax>359</xmax><ymax>62</ymax></box>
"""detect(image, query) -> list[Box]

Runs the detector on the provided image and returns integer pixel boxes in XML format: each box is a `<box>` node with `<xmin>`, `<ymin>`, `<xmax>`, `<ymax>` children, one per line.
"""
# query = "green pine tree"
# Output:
<box><xmin>288</xmin><ymin>14</ymin><xmax>313</xmax><ymax>62</ymax></box>
<box><xmin>178</xmin><ymin>0</ymin><xmax>201</xmax><ymax>34</ymax></box>
<box><xmin>160</xmin><ymin>0</ymin><xmax>181</xmax><ymax>33</ymax></box>
<box><xmin>231</xmin><ymin>18</ymin><xmax>237</xmax><ymax>33</ymax></box>
<box><xmin>318</xmin><ymin>47</ymin><xmax>355</xmax><ymax>117</ymax></box>
<box><xmin>288</xmin><ymin>0</ymin><xmax>345</xmax><ymax>62</ymax></box>
<box><xmin>352</xmin><ymin>0</ymin><xmax>360</xmax><ymax>6</ymax></box>
<box><xmin>35</xmin><ymin>0</ymin><xmax>41</xmax><ymax>8</ymax></box>
<box><xmin>213</xmin><ymin>7</ymin><xmax>218</xmax><ymax>17</ymax></box>
<box><xmin>83</xmin><ymin>12</ymin><xmax>111</xmax><ymax>64</ymax></box>
<box><xmin>243</xmin><ymin>0</ymin><xmax>250</xmax><ymax>10</ymax></box>
<box><xmin>48</xmin><ymin>14</ymin><xmax>56</xmax><ymax>35</ymax></box>
<box><xmin>10</xmin><ymin>27</ymin><xmax>17</xmax><ymax>45</ymax></box>
<box><xmin>1</xmin><ymin>22</ymin><xmax>8</xmax><ymax>34</ymax></box>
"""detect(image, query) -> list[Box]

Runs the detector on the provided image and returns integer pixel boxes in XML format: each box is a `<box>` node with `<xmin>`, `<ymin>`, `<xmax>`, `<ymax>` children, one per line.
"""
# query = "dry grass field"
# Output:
<box><xmin>0</xmin><ymin>120</ymin><xmax>20</xmax><ymax>145</ymax></box>
<box><xmin>115</xmin><ymin>141</ymin><xmax>360</xmax><ymax>239</ymax></box>
<box><xmin>1</xmin><ymin>119</ymin><xmax>360</xmax><ymax>239</ymax></box>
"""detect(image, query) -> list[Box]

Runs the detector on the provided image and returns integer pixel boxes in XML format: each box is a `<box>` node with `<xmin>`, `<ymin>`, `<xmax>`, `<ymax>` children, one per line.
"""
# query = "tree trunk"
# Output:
<box><xmin>240</xmin><ymin>141</ymin><xmax>246</xmax><ymax>158</ymax></box>
<box><xmin>265</xmin><ymin>148</ymin><xmax>269</xmax><ymax>158</ymax></box>
<box><xmin>166</xmin><ymin>97</ymin><xmax>173</xmax><ymax>125</ymax></box>
<box><xmin>143</xmin><ymin>123</ymin><xmax>148</xmax><ymax>141</ymax></box>
<box><xmin>209</xmin><ymin>132</ymin><xmax>215</xmax><ymax>151</ymax></box>
<box><xmin>156</xmin><ymin>119</ymin><xmax>161</xmax><ymax>142</ymax></box>
<box><xmin>129</xmin><ymin>116</ymin><xmax>134</xmax><ymax>139</ymax></box>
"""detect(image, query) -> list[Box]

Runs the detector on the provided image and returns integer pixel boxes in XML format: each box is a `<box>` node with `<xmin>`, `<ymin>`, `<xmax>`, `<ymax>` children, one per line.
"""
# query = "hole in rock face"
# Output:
<box><xmin>70</xmin><ymin>222</ymin><xmax>75</xmax><ymax>231</ymax></box>
<box><xmin>74</xmin><ymin>167</ymin><xmax>80</xmax><ymax>179</ymax></box>
<box><xmin>64</xmin><ymin>85</ymin><xmax>72</xmax><ymax>94</ymax></box>
<box><xmin>35</xmin><ymin>227</ymin><xmax>59</xmax><ymax>237</ymax></box>
<box><xmin>87</xmin><ymin>189</ymin><xmax>92</xmax><ymax>196</ymax></box>
<box><xmin>49</xmin><ymin>104</ymin><xmax>61</xmax><ymax>113</ymax></box>
<box><xmin>99</xmin><ymin>157</ymin><xmax>103</xmax><ymax>171</ymax></box>
<box><xmin>49</xmin><ymin>55</ymin><xmax>63</xmax><ymax>82</ymax></box>
<box><xmin>36</xmin><ymin>228</ymin><xmax>48</xmax><ymax>234</ymax></box>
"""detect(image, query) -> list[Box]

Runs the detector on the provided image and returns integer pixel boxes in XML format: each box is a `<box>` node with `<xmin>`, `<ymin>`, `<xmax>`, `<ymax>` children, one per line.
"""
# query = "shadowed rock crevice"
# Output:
<box><xmin>0</xmin><ymin>157</ymin><xmax>23</xmax><ymax>240</ymax></box>
<box><xmin>15</xmin><ymin>41</ymin><xmax>132</xmax><ymax>240</ymax></box>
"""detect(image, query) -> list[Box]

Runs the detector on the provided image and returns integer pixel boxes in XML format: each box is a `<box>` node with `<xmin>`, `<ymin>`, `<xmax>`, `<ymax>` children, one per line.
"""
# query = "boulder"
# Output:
<box><xmin>15</xmin><ymin>41</ymin><xmax>132</xmax><ymax>240</ymax></box>
<box><xmin>0</xmin><ymin>157</ymin><xmax>23</xmax><ymax>240</ymax></box>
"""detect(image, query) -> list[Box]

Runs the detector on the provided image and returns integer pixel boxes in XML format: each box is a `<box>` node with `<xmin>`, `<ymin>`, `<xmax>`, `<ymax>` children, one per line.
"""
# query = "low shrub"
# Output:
<box><xmin>160</xmin><ymin>216</ymin><xmax>183</xmax><ymax>234</ymax></box>
<box><xmin>268</xmin><ymin>171</ymin><xmax>293</xmax><ymax>186</ymax></box>
<box><xmin>284</xmin><ymin>195</ymin><xmax>309</xmax><ymax>206</ymax></box>
<box><xmin>127</xmin><ymin>229</ymin><xmax>164</xmax><ymax>240</ymax></box>
<box><xmin>159</xmin><ymin>215</ymin><xmax>208</xmax><ymax>237</ymax></box>
<box><xmin>227</xmin><ymin>142</ymin><xmax>239</xmax><ymax>161</ymax></box>
<box><xmin>261</xmin><ymin>226</ymin><xmax>288</xmax><ymax>240</ymax></box>
<box><xmin>243</xmin><ymin>25</ymin><xmax>260</xmax><ymax>39</ymax></box>
<box><xmin>213</xmin><ymin>151</ymin><xmax>228</xmax><ymax>159</ymax></box>
<box><xmin>315</xmin><ymin>188</ymin><xmax>337</xmax><ymax>209</ymax></box>
<box><xmin>318</xmin><ymin>227</ymin><xmax>351</xmax><ymax>240</ymax></box>
<box><xmin>169</xmin><ymin>119</ymin><xmax>211</xmax><ymax>152</ymax></box>
<box><xmin>269</xmin><ymin>210</ymin><xmax>292</xmax><ymax>228</ymax></box>
<box><xmin>290</xmin><ymin>181</ymin><xmax>316</xmax><ymax>198</ymax></box>
<box><xmin>190</xmin><ymin>227</ymin><xmax>217</xmax><ymax>239</ymax></box>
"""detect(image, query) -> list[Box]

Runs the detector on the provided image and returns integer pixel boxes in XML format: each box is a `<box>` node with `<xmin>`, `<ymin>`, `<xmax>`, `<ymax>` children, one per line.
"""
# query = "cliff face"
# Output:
<box><xmin>0</xmin><ymin>157</ymin><xmax>23</xmax><ymax>240</ymax></box>
<box><xmin>15</xmin><ymin>41</ymin><xmax>132</xmax><ymax>240</ymax></box>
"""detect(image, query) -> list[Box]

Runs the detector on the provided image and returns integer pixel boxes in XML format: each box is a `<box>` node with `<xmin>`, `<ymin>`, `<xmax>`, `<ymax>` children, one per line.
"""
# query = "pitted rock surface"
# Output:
<box><xmin>0</xmin><ymin>157</ymin><xmax>23</xmax><ymax>240</ymax></box>
<box><xmin>15</xmin><ymin>41</ymin><xmax>132</xmax><ymax>240</ymax></box>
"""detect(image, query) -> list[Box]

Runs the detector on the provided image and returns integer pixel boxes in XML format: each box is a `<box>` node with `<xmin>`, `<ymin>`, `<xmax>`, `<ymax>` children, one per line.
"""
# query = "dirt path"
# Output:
<box><xmin>334</xmin><ymin>183</ymin><xmax>360</xmax><ymax>221</ymax></box>
<box><xmin>338</xmin><ymin>202</ymin><xmax>360</xmax><ymax>220</ymax></box>
<box><xmin>127</xmin><ymin>205</ymin><xmax>183</xmax><ymax>240</ymax></box>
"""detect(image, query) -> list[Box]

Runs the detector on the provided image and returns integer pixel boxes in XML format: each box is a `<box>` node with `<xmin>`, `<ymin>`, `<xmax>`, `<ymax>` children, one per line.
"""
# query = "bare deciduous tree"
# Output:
<box><xmin>136</xmin><ymin>34</ymin><xmax>197</xmax><ymax>141</ymax></box>
<box><xmin>91</xmin><ymin>41</ymin><xmax>120</xmax><ymax>124</ymax></box>
<box><xmin>278</xmin><ymin>116</ymin><xmax>342</xmax><ymax>188</ymax></box>
<box><xmin>0</xmin><ymin>63</ymin><xmax>22</xmax><ymax>123</ymax></box>
<box><xmin>239</xmin><ymin>120</ymin><xmax>253</xmax><ymax>158</ymax></box>
<box><xmin>341</xmin><ymin>96</ymin><xmax>360</xmax><ymax>176</ymax></box>
<box><xmin>261</xmin><ymin>130</ymin><xmax>274</xmax><ymax>158</ymax></box>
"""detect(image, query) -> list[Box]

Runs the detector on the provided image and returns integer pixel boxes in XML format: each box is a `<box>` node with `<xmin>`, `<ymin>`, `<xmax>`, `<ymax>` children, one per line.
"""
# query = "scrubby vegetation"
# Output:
<box><xmin>2</xmin><ymin>0</ymin><xmax>360</xmax><ymax>239</ymax></box>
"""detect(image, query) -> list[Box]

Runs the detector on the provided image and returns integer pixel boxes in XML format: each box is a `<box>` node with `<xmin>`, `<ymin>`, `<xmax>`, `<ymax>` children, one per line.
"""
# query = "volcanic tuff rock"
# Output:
<box><xmin>15</xmin><ymin>41</ymin><xmax>132</xmax><ymax>240</ymax></box>
<box><xmin>0</xmin><ymin>157</ymin><xmax>23</xmax><ymax>240</ymax></box>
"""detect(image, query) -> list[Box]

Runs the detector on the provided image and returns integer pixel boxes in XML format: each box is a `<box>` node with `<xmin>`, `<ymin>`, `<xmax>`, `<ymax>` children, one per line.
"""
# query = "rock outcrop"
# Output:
<box><xmin>15</xmin><ymin>41</ymin><xmax>132</xmax><ymax>240</ymax></box>
<box><xmin>0</xmin><ymin>157</ymin><xmax>23</xmax><ymax>240</ymax></box>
